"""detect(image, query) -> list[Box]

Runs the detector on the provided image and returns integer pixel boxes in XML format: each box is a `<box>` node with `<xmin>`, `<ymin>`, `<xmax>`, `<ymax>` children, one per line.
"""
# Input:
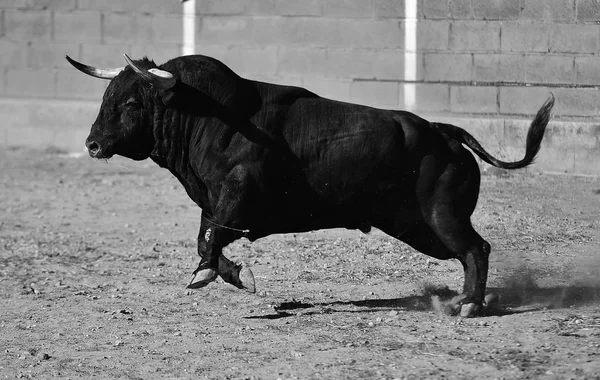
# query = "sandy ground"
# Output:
<box><xmin>1</xmin><ymin>147</ymin><xmax>599</xmax><ymax>379</ymax></box>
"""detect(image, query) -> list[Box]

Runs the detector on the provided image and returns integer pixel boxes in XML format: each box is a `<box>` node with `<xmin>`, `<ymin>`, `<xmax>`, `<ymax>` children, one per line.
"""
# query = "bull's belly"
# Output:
<box><xmin>247</xmin><ymin>181</ymin><xmax>418</xmax><ymax>239</ymax></box>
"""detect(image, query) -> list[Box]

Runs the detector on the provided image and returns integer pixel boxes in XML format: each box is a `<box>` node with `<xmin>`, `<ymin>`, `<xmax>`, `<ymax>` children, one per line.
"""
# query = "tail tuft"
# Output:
<box><xmin>523</xmin><ymin>93</ymin><xmax>554</xmax><ymax>165</ymax></box>
<box><xmin>435</xmin><ymin>94</ymin><xmax>555</xmax><ymax>170</ymax></box>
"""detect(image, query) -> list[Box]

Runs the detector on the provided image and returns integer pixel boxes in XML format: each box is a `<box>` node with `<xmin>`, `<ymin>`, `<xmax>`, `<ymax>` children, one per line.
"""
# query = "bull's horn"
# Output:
<box><xmin>123</xmin><ymin>54</ymin><xmax>176</xmax><ymax>90</ymax></box>
<box><xmin>65</xmin><ymin>55</ymin><xmax>124</xmax><ymax>79</ymax></box>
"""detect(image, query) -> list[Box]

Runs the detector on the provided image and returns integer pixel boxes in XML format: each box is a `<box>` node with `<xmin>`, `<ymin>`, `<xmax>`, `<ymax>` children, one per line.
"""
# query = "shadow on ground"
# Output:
<box><xmin>246</xmin><ymin>284</ymin><xmax>600</xmax><ymax>319</ymax></box>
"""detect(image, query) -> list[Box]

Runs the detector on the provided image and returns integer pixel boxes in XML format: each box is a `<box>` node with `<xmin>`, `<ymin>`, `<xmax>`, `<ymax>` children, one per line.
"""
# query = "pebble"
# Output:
<box><xmin>389</xmin><ymin>310</ymin><xmax>398</xmax><ymax>317</ymax></box>
<box><xmin>478</xmin><ymin>321</ymin><xmax>488</xmax><ymax>327</ymax></box>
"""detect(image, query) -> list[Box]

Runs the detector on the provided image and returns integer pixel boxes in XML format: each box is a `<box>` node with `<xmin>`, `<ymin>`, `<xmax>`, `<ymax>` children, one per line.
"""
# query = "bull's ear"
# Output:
<box><xmin>123</xmin><ymin>54</ymin><xmax>176</xmax><ymax>90</ymax></box>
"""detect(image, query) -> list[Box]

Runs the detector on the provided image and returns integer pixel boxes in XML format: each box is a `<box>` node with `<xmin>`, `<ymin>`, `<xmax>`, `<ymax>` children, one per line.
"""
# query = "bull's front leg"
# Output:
<box><xmin>187</xmin><ymin>212</ymin><xmax>256</xmax><ymax>293</ymax></box>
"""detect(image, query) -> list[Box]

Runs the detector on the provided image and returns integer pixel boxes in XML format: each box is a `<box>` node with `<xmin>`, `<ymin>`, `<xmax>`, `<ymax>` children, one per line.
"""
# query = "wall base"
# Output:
<box><xmin>1</xmin><ymin>98</ymin><xmax>598</xmax><ymax>176</ymax></box>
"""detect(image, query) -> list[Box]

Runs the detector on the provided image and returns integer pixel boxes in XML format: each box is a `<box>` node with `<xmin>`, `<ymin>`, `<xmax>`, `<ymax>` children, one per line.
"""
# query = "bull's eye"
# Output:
<box><xmin>125</xmin><ymin>97</ymin><xmax>141</xmax><ymax>109</ymax></box>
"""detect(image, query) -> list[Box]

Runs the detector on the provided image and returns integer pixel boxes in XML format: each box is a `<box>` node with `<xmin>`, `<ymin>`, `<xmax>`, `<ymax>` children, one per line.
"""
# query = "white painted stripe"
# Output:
<box><xmin>403</xmin><ymin>0</ymin><xmax>418</xmax><ymax>111</ymax></box>
<box><xmin>182</xmin><ymin>0</ymin><xmax>196</xmax><ymax>56</ymax></box>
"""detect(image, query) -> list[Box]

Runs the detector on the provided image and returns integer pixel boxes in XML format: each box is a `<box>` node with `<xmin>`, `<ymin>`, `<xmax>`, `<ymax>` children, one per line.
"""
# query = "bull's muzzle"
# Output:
<box><xmin>85</xmin><ymin>139</ymin><xmax>101</xmax><ymax>158</ymax></box>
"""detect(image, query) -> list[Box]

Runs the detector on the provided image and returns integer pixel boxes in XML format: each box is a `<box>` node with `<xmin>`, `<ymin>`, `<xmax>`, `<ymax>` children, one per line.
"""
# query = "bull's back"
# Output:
<box><xmin>276</xmin><ymin>96</ymin><xmax>412</xmax><ymax>202</ymax></box>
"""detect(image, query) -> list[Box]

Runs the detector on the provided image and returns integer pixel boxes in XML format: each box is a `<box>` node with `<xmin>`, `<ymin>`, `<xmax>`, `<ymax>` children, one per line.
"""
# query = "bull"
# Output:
<box><xmin>67</xmin><ymin>53</ymin><xmax>554</xmax><ymax>317</ymax></box>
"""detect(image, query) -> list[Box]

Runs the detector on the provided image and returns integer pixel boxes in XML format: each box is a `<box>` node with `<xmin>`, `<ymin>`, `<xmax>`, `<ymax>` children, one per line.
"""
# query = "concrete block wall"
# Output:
<box><xmin>0</xmin><ymin>0</ymin><xmax>599</xmax><ymax>174</ymax></box>
<box><xmin>0</xmin><ymin>0</ymin><xmax>182</xmax><ymax>101</ymax></box>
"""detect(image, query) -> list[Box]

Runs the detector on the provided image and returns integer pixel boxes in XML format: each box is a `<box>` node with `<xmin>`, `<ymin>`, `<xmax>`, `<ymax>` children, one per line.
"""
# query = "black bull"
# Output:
<box><xmin>67</xmin><ymin>54</ymin><xmax>554</xmax><ymax>317</ymax></box>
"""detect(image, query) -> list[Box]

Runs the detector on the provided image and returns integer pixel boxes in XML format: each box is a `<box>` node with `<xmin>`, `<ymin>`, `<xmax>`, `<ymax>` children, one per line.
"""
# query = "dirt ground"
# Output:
<box><xmin>0</xmin><ymin>146</ymin><xmax>599</xmax><ymax>380</ymax></box>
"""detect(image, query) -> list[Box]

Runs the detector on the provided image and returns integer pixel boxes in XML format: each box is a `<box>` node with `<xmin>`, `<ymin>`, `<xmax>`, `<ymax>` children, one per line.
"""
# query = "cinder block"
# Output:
<box><xmin>373</xmin><ymin>50</ymin><xmax>417</xmax><ymax>80</ymax></box>
<box><xmin>521</xmin><ymin>0</ymin><xmax>575</xmax><ymax>20</ymax></box>
<box><xmin>524</xmin><ymin>55</ymin><xmax>574</xmax><ymax>84</ymax></box>
<box><xmin>301</xmin><ymin>17</ymin><xmax>340</xmax><ymax>47</ymax></box>
<box><xmin>251</xmin><ymin>16</ymin><xmax>305</xmax><ymax>45</ymax></box>
<box><xmin>4</xmin><ymin>125</ymin><xmax>54</xmax><ymax>148</ymax></box>
<box><xmin>151</xmin><ymin>14</ymin><xmax>182</xmax><ymax>45</ymax></box>
<box><xmin>501</xmin><ymin>22</ymin><xmax>548</xmax><ymax>52</ymax></box>
<box><xmin>220</xmin><ymin>47</ymin><xmax>278</xmax><ymax>78</ymax></box>
<box><xmin>424</xmin><ymin>53</ymin><xmax>472</xmax><ymax>82</ymax></box>
<box><xmin>54</xmin><ymin>11</ymin><xmax>101</xmax><ymax>43</ymax></box>
<box><xmin>0</xmin><ymin>41</ymin><xmax>27</xmax><ymax>68</ymax></box>
<box><xmin>416</xmin><ymin>20</ymin><xmax>449</xmax><ymax>51</ymax></box>
<box><xmin>422</xmin><ymin>0</ymin><xmax>448</xmax><ymax>19</ymax></box>
<box><xmin>504</xmin><ymin>119</ymin><xmax>600</xmax><ymax>175</ymax></box>
<box><xmin>131</xmin><ymin>44</ymin><xmax>182</xmax><ymax>65</ymax></box>
<box><xmin>372</xmin><ymin>0</ymin><xmax>406</xmax><ymax>18</ymax></box>
<box><xmin>301</xmin><ymin>77</ymin><xmax>351</xmax><ymax>102</ymax></box>
<box><xmin>0</xmin><ymin>1</ymin><xmax>27</xmax><ymax>9</ymax></box>
<box><xmin>576</xmin><ymin>0</ymin><xmax>600</xmax><ymax>21</ymax></box>
<box><xmin>472</xmin><ymin>0</ymin><xmax>520</xmax><ymax>19</ymax></box>
<box><xmin>0</xmin><ymin>68</ymin><xmax>5</xmax><ymax>95</ymax></box>
<box><xmin>77</xmin><ymin>0</ymin><xmax>182</xmax><ymax>14</ymax></box>
<box><xmin>6</xmin><ymin>68</ymin><xmax>55</xmax><ymax>97</ymax></box>
<box><xmin>448</xmin><ymin>0</ymin><xmax>472</xmax><ymax>19</ymax></box>
<box><xmin>276</xmin><ymin>47</ymin><xmax>327</xmax><ymax>77</ymax></box>
<box><xmin>399</xmin><ymin>83</ymin><xmax>450</xmax><ymax>112</ymax></box>
<box><xmin>499</xmin><ymin>87</ymin><xmax>553</xmax><ymax>115</ymax></box>
<box><xmin>197</xmin><ymin>16</ymin><xmax>253</xmax><ymax>46</ymax></box>
<box><xmin>268</xmin><ymin>0</ymin><xmax>321</xmax><ymax>16</ymax></box>
<box><xmin>304</xmin><ymin>18</ymin><xmax>404</xmax><ymax>49</ymax></box>
<box><xmin>473</xmin><ymin>53</ymin><xmax>524</xmax><ymax>82</ymax></box>
<box><xmin>574</xmin><ymin>148</ymin><xmax>600</xmax><ymax>175</ymax></box>
<box><xmin>322</xmin><ymin>0</ymin><xmax>374</xmax><ymax>18</ymax></box>
<box><xmin>548</xmin><ymin>23</ymin><xmax>599</xmax><ymax>53</ymax></box>
<box><xmin>27</xmin><ymin>0</ymin><xmax>76</xmax><ymax>11</ymax></box>
<box><xmin>4</xmin><ymin>10</ymin><xmax>51</xmax><ymax>40</ymax></box>
<box><xmin>324</xmin><ymin>49</ymin><xmax>377</xmax><ymax>79</ymax></box>
<box><xmin>246</xmin><ymin>0</ymin><xmax>275</xmax><ymax>15</ymax></box>
<box><xmin>80</xmin><ymin>44</ymin><xmax>133</xmax><ymax>68</ymax></box>
<box><xmin>0</xmin><ymin>98</ymin><xmax>99</xmax><ymax>151</ymax></box>
<box><xmin>28</xmin><ymin>42</ymin><xmax>79</xmax><ymax>69</ymax></box>
<box><xmin>553</xmin><ymin>87</ymin><xmax>600</xmax><ymax>117</ymax></box>
<box><xmin>196</xmin><ymin>0</ymin><xmax>246</xmax><ymax>15</ymax></box>
<box><xmin>103</xmin><ymin>12</ymin><xmax>154</xmax><ymax>44</ymax></box>
<box><xmin>346</xmin><ymin>18</ymin><xmax>404</xmax><ymax>49</ymax></box>
<box><xmin>349</xmin><ymin>80</ymin><xmax>399</xmax><ymax>109</ymax></box>
<box><xmin>541</xmin><ymin>120</ymin><xmax>599</xmax><ymax>150</ymax></box>
<box><xmin>574</xmin><ymin>56</ymin><xmax>600</xmax><ymax>85</ymax></box>
<box><xmin>449</xmin><ymin>21</ymin><xmax>501</xmax><ymax>52</ymax></box>
<box><xmin>450</xmin><ymin>85</ymin><xmax>498</xmax><ymax>114</ymax></box>
<box><xmin>55</xmin><ymin>68</ymin><xmax>108</xmax><ymax>100</ymax></box>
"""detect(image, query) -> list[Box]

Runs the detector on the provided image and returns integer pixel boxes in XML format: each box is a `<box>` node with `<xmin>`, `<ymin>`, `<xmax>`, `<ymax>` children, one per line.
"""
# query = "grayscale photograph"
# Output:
<box><xmin>0</xmin><ymin>1</ymin><xmax>599</xmax><ymax>378</ymax></box>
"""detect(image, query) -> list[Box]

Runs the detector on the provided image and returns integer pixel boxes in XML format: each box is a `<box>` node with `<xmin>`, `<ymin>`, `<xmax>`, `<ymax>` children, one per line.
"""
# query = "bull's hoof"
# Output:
<box><xmin>459</xmin><ymin>303</ymin><xmax>482</xmax><ymax>318</ymax></box>
<box><xmin>484</xmin><ymin>293</ymin><xmax>500</xmax><ymax>308</ymax></box>
<box><xmin>238</xmin><ymin>267</ymin><xmax>256</xmax><ymax>294</ymax></box>
<box><xmin>187</xmin><ymin>268</ymin><xmax>218</xmax><ymax>289</ymax></box>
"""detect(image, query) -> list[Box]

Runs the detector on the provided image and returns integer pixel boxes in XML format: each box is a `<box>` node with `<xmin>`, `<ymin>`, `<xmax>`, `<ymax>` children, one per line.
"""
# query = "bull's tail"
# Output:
<box><xmin>435</xmin><ymin>94</ymin><xmax>555</xmax><ymax>170</ymax></box>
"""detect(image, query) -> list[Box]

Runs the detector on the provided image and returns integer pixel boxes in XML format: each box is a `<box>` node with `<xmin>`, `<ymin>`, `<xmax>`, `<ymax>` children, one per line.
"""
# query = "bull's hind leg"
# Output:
<box><xmin>385</xmin><ymin>218</ymin><xmax>490</xmax><ymax>317</ymax></box>
<box><xmin>416</xmin><ymin>159</ymin><xmax>491</xmax><ymax>317</ymax></box>
<box><xmin>381</xmin><ymin>221</ymin><xmax>479</xmax><ymax>316</ymax></box>
<box><xmin>428</xmin><ymin>218</ymin><xmax>491</xmax><ymax>317</ymax></box>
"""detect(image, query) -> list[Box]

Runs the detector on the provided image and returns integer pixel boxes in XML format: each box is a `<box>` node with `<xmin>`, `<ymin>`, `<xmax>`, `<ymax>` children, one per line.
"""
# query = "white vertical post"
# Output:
<box><xmin>403</xmin><ymin>0</ymin><xmax>418</xmax><ymax>111</ymax></box>
<box><xmin>182</xmin><ymin>0</ymin><xmax>196</xmax><ymax>56</ymax></box>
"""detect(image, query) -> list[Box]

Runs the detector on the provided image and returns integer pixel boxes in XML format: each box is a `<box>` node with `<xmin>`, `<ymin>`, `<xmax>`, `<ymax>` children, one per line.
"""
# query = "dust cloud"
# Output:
<box><xmin>493</xmin><ymin>263</ymin><xmax>600</xmax><ymax>310</ymax></box>
<box><xmin>419</xmin><ymin>258</ymin><xmax>600</xmax><ymax>316</ymax></box>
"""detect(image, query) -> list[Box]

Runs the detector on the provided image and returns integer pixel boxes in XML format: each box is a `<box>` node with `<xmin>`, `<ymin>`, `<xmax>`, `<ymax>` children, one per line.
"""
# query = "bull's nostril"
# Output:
<box><xmin>87</xmin><ymin>141</ymin><xmax>100</xmax><ymax>154</ymax></box>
